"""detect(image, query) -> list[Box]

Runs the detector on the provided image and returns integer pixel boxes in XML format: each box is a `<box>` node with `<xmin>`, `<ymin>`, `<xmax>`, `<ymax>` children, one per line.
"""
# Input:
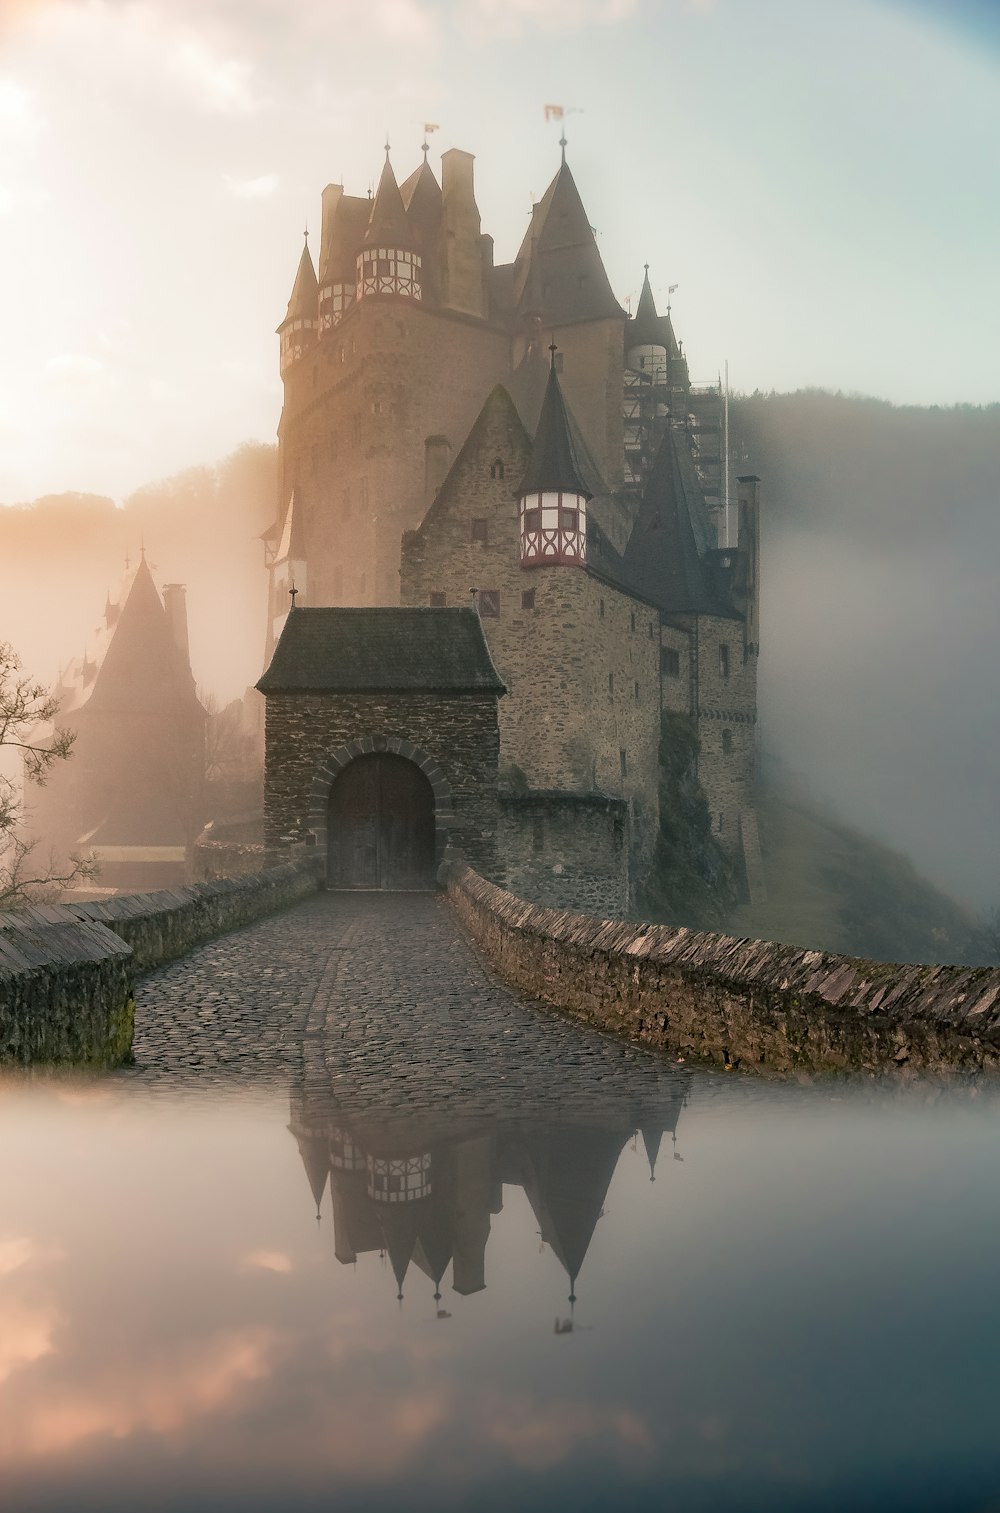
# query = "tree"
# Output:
<box><xmin>0</xmin><ymin>641</ymin><xmax>96</xmax><ymax>909</ymax></box>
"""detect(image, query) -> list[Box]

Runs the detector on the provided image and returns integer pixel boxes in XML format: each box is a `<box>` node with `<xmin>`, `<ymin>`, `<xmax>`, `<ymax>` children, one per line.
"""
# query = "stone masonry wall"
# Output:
<box><xmin>498</xmin><ymin>793</ymin><xmax>628</xmax><ymax>917</ymax></box>
<box><xmin>0</xmin><ymin>858</ymin><xmax>323</xmax><ymax>1063</ymax></box>
<box><xmin>263</xmin><ymin>692</ymin><xmax>501</xmax><ymax>877</ymax></box>
<box><xmin>400</xmin><ymin>390</ymin><xmax>661</xmax><ymax>844</ymax></box>
<box><xmin>281</xmin><ymin>298</ymin><xmax>511</xmax><ymax>606</ymax></box>
<box><xmin>0</xmin><ymin>915</ymin><xmax>133</xmax><ymax>1066</ymax></box>
<box><xmin>691</xmin><ymin>611</ymin><xmax>757</xmax><ymax>858</ymax></box>
<box><xmin>446</xmin><ymin>860</ymin><xmax>1000</xmax><ymax>1077</ymax></box>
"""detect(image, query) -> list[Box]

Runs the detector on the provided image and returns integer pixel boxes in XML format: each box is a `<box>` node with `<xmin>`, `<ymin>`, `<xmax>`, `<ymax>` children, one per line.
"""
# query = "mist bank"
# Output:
<box><xmin>0</xmin><ymin>443</ymin><xmax>276</xmax><ymax>702</ymax></box>
<box><xmin>1</xmin><ymin>391</ymin><xmax>997</xmax><ymax>913</ymax></box>
<box><xmin>732</xmin><ymin>391</ymin><xmax>1000</xmax><ymax>912</ymax></box>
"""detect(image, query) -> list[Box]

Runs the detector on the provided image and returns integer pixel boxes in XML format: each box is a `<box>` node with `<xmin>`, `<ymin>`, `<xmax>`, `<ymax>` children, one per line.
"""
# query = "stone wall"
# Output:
<box><xmin>263</xmin><ymin>693</ymin><xmax>501</xmax><ymax>877</ymax></box>
<box><xmin>400</xmin><ymin>387</ymin><xmax>660</xmax><ymax>908</ymax></box>
<box><xmin>0</xmin><ymin>915</ymin><xmax>133</xmax><ymax>1066</ymax></box>
<box><xmin>690</xmin><ymin>610</ymin><xmax>757</xmax><ymax>857</ymax></box>
<box><xmin>0</xmin><ymin>858</ymin><xmax>324</xmax><ymax>1063</ymax></box>
<box><xmin>498</xmin><ymin>792</ymin><xmax>629</xmax><ymax>917</ymax></box>
<box><xmin>281</xmin><ymin>297</ymin><xmax>511</xmax><ymax>605</ymax></box>
<box><xmin>61</xmin><ymin>857</ymin><xmax>325</xmax><ymax>973</ymax></box>
<box><xmin>446</xmin><ymin>861</ymin><xmax>1000</xmax><ymax>1077</ymax></box>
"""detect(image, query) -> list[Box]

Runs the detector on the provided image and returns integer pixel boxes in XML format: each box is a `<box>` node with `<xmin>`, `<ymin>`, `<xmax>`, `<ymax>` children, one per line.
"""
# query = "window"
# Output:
<box><xmin>471</xmin><ymin>518</ymin><xmax>489</xmax><ymax>543</ymax></box>
<box><xmin>661</xmin><ymin>646</ymin><xmax>680</xmax><ymax>677</ymax></box>
<box><xmin>619</xmin><ymin>749</ymin><xmax>628</xmax><ymax>779</ymax></box>
<box><xmin>630</xmin><ymin>612</ymin><xmax>636</xmax><ymax>633</ymax></box>
<box><xmin>478</xmin><ymin>589</ymin><xmax>500</xmax><ymax>618</ymax></box>
<box><xmin>531</xmin><ymin>815</ymin><xmax>544</xmax><ymax>852</ymax></box>
<box><xmin>521</xmin><ymin>589</ymin><xmax>535</xmax><ymax>610</ymax></box>
<box><xmin>559</xmin><ymin>508</ymin><xmax>578</xmax><ymax>532</ymax></box>
<box><xmin>634</xmin><ymin>680</ymin><xmax>640</xmax><ymax>702</ymax></box>
<box><xmin>649</xmin><ymin>622</ymin><xmax>656</xmax><ymax>639</ymax></box>
<box><xmin>490</xmin><ymin>458</ymin><xmax>504</xmax><ymax>479</ymax></box>
<box><xmin>608</xmin><ymin>673</ymin><xmax>614</xmax><ymax>699</ymax></box>
<box><xmin>722</xmin><ymin>729</ymin><xmax>733</xmax><ymax>754</ymax></box>
<box><xmin>719</xmin><ymin>643</ymin><xmax>730</xmax><ymax>679</ymax></box>
<box><xmin>523</xmin><ymin>507</ymin><xmax>540</xmax><ymax>533</ymax></box>
<box><xmin>599</xmin><ymin>599</ymin><xmax>605</xmax><ymax>619</ymax></box>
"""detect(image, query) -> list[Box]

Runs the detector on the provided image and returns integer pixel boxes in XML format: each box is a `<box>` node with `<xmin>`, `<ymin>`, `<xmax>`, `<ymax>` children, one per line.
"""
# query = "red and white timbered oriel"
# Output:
<box><xmin>519</xmin><ymin>489</ymin><xmax>587</xmax><ymax>566</ymax></box>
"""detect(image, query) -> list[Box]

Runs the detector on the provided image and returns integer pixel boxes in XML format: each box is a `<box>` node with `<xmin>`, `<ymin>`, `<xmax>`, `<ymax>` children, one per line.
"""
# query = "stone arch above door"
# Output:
<box><xmin>306</xmin><ymin>734</ymin><xmax>455</xmax><ymax>864</ymax></box>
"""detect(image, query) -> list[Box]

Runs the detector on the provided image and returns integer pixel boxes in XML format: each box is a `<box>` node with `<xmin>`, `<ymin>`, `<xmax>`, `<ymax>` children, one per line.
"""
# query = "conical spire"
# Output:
<box><xmin>621</xmin><ymin>426</ymin><xmax>726</xmax><ymax>615</ymax></box>
<box><xmin>513</xmin><ymin>158</ymin><xmax>622</xmax><ymax>325</ymax></box>
<box><xmin>632</xmin><ymin>265</ymin><xmax>658</xmax><ymax>335</ymax></box>
<box><xmin>518</xmin><ymin>349</ymin><xmax>593</xmax><ymax>499</ymax></box>
<box><xmin>282</xmin><ymin>233</ymin><xmax>318</xmax><ymax>324</ymax></box>
<box><xmin>364</xmin><ymin>155</ymin><xmax>412</xmax><ymax>248</ymax></box>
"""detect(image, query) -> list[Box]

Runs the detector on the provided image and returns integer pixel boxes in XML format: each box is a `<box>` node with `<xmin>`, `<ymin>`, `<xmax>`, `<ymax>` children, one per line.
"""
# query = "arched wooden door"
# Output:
<box><xmin>327</xmin><ymin>754</ymin><xmax>436</xmax><ymax>890</ymax></box>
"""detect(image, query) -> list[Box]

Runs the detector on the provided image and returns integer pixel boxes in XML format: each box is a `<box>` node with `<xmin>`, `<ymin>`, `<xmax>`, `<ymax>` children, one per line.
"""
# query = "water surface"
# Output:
<box><xmin>2</xmin><ymin>1058</ymin><xmax>999</xmax><ymax>1512</ymax></box>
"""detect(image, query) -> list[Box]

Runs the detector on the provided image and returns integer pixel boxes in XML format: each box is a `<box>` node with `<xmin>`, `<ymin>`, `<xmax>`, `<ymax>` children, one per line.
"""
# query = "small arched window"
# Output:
<box><xmin>722</xmin><ymin>729</ymin><xmax>733</xmax><ymax>754</ymax></box>
<box><xmin>490</xmin><ymin>458</ymin><xmax>504</xmax><ymax>480</ymax></box>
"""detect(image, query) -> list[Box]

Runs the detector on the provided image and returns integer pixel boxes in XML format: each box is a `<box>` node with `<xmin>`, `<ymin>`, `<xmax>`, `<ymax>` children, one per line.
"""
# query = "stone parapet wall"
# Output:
<box><xmin>0</xmin><ymin>858</ymin><xmax>324</xmax><ymax>1063</ymax></box>
<box><xmin>445</xmin><ymin>861</ymin><xmax>1000</xmax><ymax>1077</ymax></box>
<box><xmin>0</xmin><ymin>916</ymin><xmax>133</xmax><ymax>1067</ymax></box>
<box><xmin>497</xmin><ymin>791</ymin><xmax>629</xmax><ymax>918</ymax></box>
<box><xmin>59</xmin><ymin>857</ymin><xmax>325</xmax><ymax>973</ymax></box>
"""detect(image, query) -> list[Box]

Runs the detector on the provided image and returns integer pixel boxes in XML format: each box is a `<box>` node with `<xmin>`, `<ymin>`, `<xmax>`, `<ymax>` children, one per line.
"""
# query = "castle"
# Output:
<box><xmin>263</xmin><ymin>137</ymin><xmax>762</xmax><ymax>915</ymax></box>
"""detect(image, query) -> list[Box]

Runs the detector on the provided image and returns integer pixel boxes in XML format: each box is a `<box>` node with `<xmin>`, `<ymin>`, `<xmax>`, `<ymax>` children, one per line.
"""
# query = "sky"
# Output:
<box><xmin>0</xmin><ymin>0</ymin><xmax>998</xmax><ymax>505</ymax></box>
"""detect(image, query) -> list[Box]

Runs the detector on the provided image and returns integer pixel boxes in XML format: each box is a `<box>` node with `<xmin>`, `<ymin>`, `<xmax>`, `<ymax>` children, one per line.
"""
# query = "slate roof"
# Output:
<box><xmin>280</xmin><ymin>237</ymin><xmax>318</xmax><ymax>327</ymax></box>
<box><xmin>364</xmin><ymin>156</ymin><xmax>413</xmax><ymax>248</ymax></box>
<box><xmin>620</xmin><ymin>426</ymin><xmax>739</xmax><ymax>618</ymax></box>
<box><xmin>518</xmin><ymin>360</ymin><xmax>594</xmax><ymax>499</ymax></box>
<box><xmin>257</xmin><ymin>607</ymin><xmax>506</xmax><ymax>694</ymax></box>
<box><xmin>625</xmin><ymin>267</ymin><xmax>680</xmax><ymax>357</ymax></box>
<box><xmin>512</xmin><ymin>160</ymin><xmax>623</xmax><ymax>326</ymax></box>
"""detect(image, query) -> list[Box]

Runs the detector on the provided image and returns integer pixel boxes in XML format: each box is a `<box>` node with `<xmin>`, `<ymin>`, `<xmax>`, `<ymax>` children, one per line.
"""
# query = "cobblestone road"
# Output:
<box><xmin>129</xmin><ymin>891</ymin><xmax>693</xmax><ymax>1117</ymax></box>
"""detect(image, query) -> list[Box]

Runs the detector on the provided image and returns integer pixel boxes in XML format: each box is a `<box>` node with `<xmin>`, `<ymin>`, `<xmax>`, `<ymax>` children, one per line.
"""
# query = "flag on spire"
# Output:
<box><xmin>544</xmin><ymin>104</ymin><xmax>564</xmax><ymax>121</ymax></box>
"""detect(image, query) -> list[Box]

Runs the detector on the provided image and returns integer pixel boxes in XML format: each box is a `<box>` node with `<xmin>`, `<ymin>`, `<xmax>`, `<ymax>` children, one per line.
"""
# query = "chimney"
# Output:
<box><xmin>319</xmin><ymin>183</ymin><xmax>343</xmax><ymax>284</ymax></box>
<box><xmin>441</xmin><ymin>149</ymin><xmax>486</xmax><ymax>319</ymax></box>
<box><xmin>162</xmin><ymin>583</ymin><xmax>191</xmax><ymax>668</ymax></box>
<box><xmin>424</xmin><ymin>435</ymin><xmax>451</xmax><ymax>509</ymax></box>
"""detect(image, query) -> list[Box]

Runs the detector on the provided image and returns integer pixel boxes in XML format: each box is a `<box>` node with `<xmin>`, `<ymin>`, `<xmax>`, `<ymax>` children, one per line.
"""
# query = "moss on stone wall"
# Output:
<box><xmin>638</xmin><ymin>712</ymin><xmax>736</xmax><ymax>930</ymax></box>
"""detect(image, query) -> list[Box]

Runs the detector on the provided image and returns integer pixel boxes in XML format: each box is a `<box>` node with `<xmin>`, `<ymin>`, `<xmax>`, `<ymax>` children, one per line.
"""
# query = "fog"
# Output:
<box><xmin>736</xmin><ymin>392</ymin><xmax>1000</xmax><ymax>911</ymax></box>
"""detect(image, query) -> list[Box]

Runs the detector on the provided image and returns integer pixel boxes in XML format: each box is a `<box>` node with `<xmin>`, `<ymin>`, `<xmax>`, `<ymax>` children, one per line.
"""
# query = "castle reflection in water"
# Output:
<box><xmin>288</xmin><ymin>1049</ymin><xmax>692</xmax><ymax>1314</ymax></box>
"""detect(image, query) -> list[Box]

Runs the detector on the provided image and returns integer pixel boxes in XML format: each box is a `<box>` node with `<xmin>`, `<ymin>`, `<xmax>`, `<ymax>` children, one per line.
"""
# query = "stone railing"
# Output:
<box><xmin>445</xmin><ymin>860</ymin><xmax>1000</xmax><ymax>1077</ymax></box>
<box><xmin>0</xmin><ymin>856</ymin><xmax>324</xmax><ymax>1066</ymax></box>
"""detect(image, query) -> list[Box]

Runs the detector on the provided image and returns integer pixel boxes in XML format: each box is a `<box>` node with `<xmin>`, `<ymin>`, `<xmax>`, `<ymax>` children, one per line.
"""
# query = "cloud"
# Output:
<box><xmin>241</xmin><ymin>1250</ymin><xmax>293</xmax><ymax>1273</ymax></box>
<box><xmin>0</xmin><ymin>76</ymin><xmax>43</xmax><ymax>142</ymax></box>
<box><xmin>44</xmin><ymin>355</ymin><xmax>106</xmax><ymax>385</ymax></box>
<box><xmin>224</xmin><ymin>172</ymin><xmax>278</xmax><ymax>199</ymax></box>
<box><xmin>170</xmin><ymin>34</ymin><xmax>259</xmax><ymax>113</ymax></box>
<box><xmin>461</xmin><ymin>0</ymin><xmax>640</xmax><ymax>37</ymax></box>
<box><xmin>0</xmin><ymin>1327</ymin><xmax>276</xmax><ymax>1461</ymax></box>
<box><xmin>0</xmin><ymin>1300</ymin><xmax>58</xmax><ymax>1387</ymax></box>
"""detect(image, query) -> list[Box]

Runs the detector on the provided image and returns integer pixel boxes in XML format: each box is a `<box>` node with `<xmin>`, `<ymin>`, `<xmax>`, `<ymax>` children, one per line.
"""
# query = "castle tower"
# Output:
<box><xmin>357</xmin><ymin>151</ymin><xmax>423</xmax><ymax>303</ymax></box>
<box><xmin>518</xmin><ymin>349</ymin><xmax>591</xmax><ymax>568</ymax></box>
<box><xmin>277</xmin><ymin>233</ymin><xmax>319</xmax><ymax>376</ymax></box>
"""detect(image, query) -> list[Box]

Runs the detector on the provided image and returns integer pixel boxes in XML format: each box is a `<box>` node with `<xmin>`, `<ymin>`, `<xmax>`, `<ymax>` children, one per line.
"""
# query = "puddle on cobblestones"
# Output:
<box><xmin>2</xmin><ymin>1064</ymin><xmax>1000</xmax><ymax>1513</ymax></box>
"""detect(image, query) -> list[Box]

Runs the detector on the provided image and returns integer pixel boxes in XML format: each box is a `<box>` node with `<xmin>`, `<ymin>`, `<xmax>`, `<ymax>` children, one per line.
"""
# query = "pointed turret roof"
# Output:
<box><xmin>364</xmin><ymin>155</ymin><xmax>412</xmax><ymax>248</ymax></box>
<box><xmin>621</xmin><ymin>427</ymin><xmax>736</xmax><ymax>617</ymax></box>
<box><xmin>513</xmin><ymin>159</ymin><xmax>622</xmax><ymax>326</ymax></box>
<box><xmin>400</xmin><ymin>158</ymin><xmax>441</xmax><ymax>223</ymax></box>
<box><xmin>280</xmin><ymin>235</ymin><xmax>318</xmax><ymax>327</ymax></box>
<box><xmin>518</xmin><ymin>354</ymin><xmax>593</xmax><ymax>499</ymax></box>
<box><xmin>275</xmin><ymin>488</ymin><xmax>306</xmax><ymax>565</ymax></box>
<box><xmin>82</xmin><ymin>555</ymin><xmax>204</xmax><ymax>718</ymax></box>
<box><xmin>626</xmin><ymin>266</ymin><xmax>681</xmax><ymax>359</ymax></box>
<box><xmin>294</xmin><ymin>1131</ymin><xmax>330</xmax><ymax>1214</ymax></box>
